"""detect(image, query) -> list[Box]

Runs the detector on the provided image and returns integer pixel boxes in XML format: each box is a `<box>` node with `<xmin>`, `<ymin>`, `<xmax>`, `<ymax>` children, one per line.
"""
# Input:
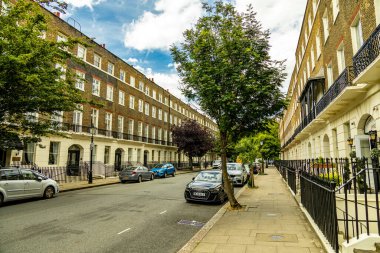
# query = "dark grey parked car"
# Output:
<box><xmin>119</xmin><ymin>166</ymin><xmax>154</xmax><ymax>183</ymax></box>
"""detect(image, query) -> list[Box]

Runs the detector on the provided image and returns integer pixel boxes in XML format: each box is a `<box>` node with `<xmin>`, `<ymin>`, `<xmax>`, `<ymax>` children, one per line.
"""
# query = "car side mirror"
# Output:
<box><xmin>37</xmin><ymin>176</ymin><xmax>43</xmax><ymax>181</ymax></box>
<box><xmin>192</xmin><ymin>177</ymin><xmax>195</xmax><ymax>181</ymax></box>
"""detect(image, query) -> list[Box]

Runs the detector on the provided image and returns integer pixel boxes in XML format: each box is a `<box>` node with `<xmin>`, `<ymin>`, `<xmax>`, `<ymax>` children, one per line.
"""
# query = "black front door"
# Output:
<box><xmin>115</xmin><ymin>150</ymin><xmax>122</xmax><ymax>171</ymax></box>
<box><xmin>0</xmin><ymin>149</ymin><xmax>6</xmax><ymax>167</ymax></box>
<box><xmin>67</xmin><ymin>150</ymin><xmax>80</xmax><ymax>176</ymax></box>
<box><xmin>143</xmin><ymin>151</ymin><xmax>148</xmax><ymax>167</ymax></box>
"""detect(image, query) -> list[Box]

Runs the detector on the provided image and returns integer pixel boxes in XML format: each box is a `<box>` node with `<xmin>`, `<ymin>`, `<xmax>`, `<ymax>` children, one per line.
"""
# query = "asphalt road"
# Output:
<box><xmin>0</xmin><ymin>172</ymin><xmax>235</xmax><ymax>253</ymax></box>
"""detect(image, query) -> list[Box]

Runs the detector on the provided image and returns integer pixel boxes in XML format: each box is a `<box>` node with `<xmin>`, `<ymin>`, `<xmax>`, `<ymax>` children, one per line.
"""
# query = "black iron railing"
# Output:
<box><xmin>316</xmin><ymin>66</ymin><xmax>354</xmax><ymax>115</ymax></box>
<box><xmin>275</xmin><ymin>157</ymin><xmax>380</xmax><ymax>252</ymax></box>
<box><xmin>57</xmin><ymin>122</ymin><xmax>175</xmax><ymax>147</ymax></box>
<box><xmin>353</xmin><ymin>23</ymin><xmax>380</xmax><ymax>77</ymax></box>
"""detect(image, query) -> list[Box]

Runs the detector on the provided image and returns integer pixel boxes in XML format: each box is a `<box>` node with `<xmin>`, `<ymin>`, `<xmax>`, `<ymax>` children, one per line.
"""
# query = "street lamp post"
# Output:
<box><xmin>89</xmin><ymin>123</ymin><xmax>94</xmax><ymax>184</ymax></box>
<box><xmin>260</xmin><ymin>141</ymin><xmax>264</xmax><ymax>174</ymax></box>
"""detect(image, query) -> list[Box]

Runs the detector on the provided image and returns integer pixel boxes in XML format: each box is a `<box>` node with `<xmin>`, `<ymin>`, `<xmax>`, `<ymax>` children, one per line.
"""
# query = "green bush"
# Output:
<box><xmin>318</xmin><ymin>171</ymin><xmax>342</xmax><ymax>184</ymax></box>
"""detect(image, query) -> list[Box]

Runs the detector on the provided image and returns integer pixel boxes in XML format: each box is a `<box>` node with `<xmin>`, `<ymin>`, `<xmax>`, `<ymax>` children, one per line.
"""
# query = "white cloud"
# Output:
<box><xmin>65</xmin><ymin>0</ymin><xmax>105</xmax><ymax>10</ymax></box>
<box><xmin>135</xmin><ymin>66</ymin><xmax>184</xmax><ymax>100</ymax></box>
<box><xmin>126</xmin><ymin>57</ymin><xmax>139</xmax><ymax>64</ymax></box>
<box><xmin>123</xmin><ymin>0</ymin><xmax>203</xmax><ymax>51</ymax></box>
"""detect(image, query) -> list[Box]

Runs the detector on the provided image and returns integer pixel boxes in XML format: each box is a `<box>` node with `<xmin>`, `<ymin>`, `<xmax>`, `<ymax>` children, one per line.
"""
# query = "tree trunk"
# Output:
<box><xmin>220</xmin><ymin>131</ymin><xmax>241</xmax><ymax>209</ymax></box>
<box><xmin>189</xmin><ymin>156</ymin><xmax>193</xmax><ymax>168</ymax></box>
<box><xmin>250</xmin><ymin>165</ymin><xmax>255</xmax><ymax>188</ymax></box>
<box><xmin>261</xmin><ymin>158</ymin><xmax>264</xmax><ymax>174</ymax></box>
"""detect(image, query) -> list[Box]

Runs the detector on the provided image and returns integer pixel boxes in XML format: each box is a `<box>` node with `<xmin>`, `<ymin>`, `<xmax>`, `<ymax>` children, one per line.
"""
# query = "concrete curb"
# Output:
<box><xmin>276</xmin><ymin>169</ymin><xmax>335</xmax><ymax>253</ymax></box>
<box><xmin>177</xmin><ymin>183</ymin><xmax>250</xmax><ymax>253</ymax></box>
<box><xmin>59</xmin><ymin>169</ymin><xmax>199</xmax><ymax>193</ymax></box>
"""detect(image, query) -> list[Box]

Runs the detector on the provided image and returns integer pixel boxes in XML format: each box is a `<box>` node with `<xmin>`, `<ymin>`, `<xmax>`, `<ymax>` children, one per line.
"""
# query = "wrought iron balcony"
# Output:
<box><xmin>56</xmin><ymin>122</ymin><xmax>176</xmax><ymax>147</ymax></box>
<box><xmin>353</xmin><ymin>23</ymin><xmax>380</xmax><ymax>77</ymax></box>
<box><xmin>316</xmin><ymin>66</ymin><xmax>354</xmax><ymax>115</ymax></box>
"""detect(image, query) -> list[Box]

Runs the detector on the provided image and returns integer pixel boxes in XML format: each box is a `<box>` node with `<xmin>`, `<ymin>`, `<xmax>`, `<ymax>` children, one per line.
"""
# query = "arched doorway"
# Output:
<box><xmin>115</xmin><ymin>148</ymin><xmax>124</xmax><ymax>171</ymax></box>
<box><xmin>143</xmin><ymin>150</ymin><xmax>149</xmax><ymax>167</ymax></box>
<box><xmin>356</xmin><ymin>114</ymin><xmax>376</xmax><ymax>157</ymax></box>
<box><xmin>67</xmin><ymin>145</ymin><xmax>83</xmax><ymax>176</ymax></box>
<box><xmin>323</xmin><ymin>135</ymin><xmax>330</xmax><ymax>158</ymax></box>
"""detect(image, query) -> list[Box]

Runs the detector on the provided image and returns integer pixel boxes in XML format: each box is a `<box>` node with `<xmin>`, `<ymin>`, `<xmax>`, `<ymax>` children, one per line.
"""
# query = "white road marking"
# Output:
<box><xmin>117</xmin><ymin>228</ymin><xmax>131</xmax><ymax>235</ymax></box>
<box><xmin>160</xmin><ymin>210</ymin><xmax>167</xmax><ymax>215</ymax></box>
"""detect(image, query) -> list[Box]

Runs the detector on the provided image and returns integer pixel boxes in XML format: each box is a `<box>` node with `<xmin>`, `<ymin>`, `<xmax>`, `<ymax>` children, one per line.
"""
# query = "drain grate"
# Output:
<box><xmin>271</xmin><ymin>235</ymin><xmax>284</xmax><ymax>241</ymax></box>
<box><xmin>177</xmin><ymin>220</ymin><xmax>205</xmax><ymax>227</ymax></box>
<box><xmin>266</xmin><ymin>213</ymin><xmax>279</xmax><ymax>217</ymax></box>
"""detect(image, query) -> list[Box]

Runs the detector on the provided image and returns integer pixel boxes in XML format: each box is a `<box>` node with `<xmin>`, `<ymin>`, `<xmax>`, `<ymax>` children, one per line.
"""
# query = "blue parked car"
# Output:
<box><xmin>151</xmin><ymin>163</ymin><xmax>176</xmax><ymax>178</ymax></box>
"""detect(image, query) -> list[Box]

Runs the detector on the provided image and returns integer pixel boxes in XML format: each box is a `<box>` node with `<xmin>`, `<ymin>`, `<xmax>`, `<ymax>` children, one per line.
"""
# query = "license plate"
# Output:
<box><xmin>193</xmin><ymin>192</ymin><xmax>205</xmax><ymax>197</ymax></box>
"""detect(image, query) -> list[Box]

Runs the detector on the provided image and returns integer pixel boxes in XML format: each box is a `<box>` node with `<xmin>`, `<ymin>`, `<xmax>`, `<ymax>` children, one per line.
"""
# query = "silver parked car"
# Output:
<box><xmin>226</xmin><ymin>163</ymin><xmax>248</xmax><ymax>186</ymax></box>
<box><xmin>0</xmin><ymin>168</ymin><xmax>59</xmax><ymax>206</ymax></box>
<box><xmin>119</xmin><ymin>166</ymin><xmax>154</xmax><ymax>183</ymax></box>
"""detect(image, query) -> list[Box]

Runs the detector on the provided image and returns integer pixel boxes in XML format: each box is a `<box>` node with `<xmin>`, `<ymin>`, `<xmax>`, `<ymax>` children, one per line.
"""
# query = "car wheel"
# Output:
<box><xmin>163</xmin><ymin>173</ymin><xmax>167</xmax><ymax>178</ymax></box>
<box><xmin>172</xmin><ymin>171</ymin><xmax>175</xmax><ymax>177</ymax></box>
<box><xmin>121</xmin><ymin>180</ymin><xmax>126</xmax><ymax>184</ymax></box>
<box><xmin>44</xmin><ymin>186</ymin><xmax>55</xmax><ymax>199</ymax></box>
<box><xmin>0</xmin><ymin>193</ymin><xmax>3</xmax><ymax>207</ymax></box>
<box><xmin>138</xmin><ymin>176</ymin><xmax>142</xmax><ymax>183</ymax></box>
<box><xmin>150</xmin><ymin>174</ymin><xmax>154</xmax><ymax>181</ymax></box>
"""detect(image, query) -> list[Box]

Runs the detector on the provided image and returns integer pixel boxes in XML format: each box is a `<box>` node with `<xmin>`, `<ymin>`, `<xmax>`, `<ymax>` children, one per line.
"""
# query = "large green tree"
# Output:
<box><xmin>0</xmin><ymin>0</ymin><xmax>85</xmax><ymax>149</ymax></box>
<box><xmin>171</xmin><ymin>2</ymin><xmax>286</xmax><ymax>208</ymax></box>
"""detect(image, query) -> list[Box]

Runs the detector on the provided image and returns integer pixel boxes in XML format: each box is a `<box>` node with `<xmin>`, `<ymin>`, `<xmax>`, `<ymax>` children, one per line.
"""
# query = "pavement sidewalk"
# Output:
<box><xmin>181</xmin><ymin>167</ymin><xmax>326</xmax><ymax>253</ymax></box>
<box><xmin>58</xmin><ymin>168</ymin><xmax>203</xmax><ymax>192</ymax></box>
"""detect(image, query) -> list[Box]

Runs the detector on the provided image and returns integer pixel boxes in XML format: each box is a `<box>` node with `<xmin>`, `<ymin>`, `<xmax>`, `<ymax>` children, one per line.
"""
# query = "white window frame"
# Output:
<box><xmin>107</xmin><ymin>62</ymin><xmax>114</xmax><ymax>75</ymax></box>
<box><xmin>77</xmin><ymin>44</ymin><xmax>86</xmax><ymax>61</ymax></box>
<box><xmin>138</xmin><ymin>99</ymin><xmax>143</xmax><ymax>112</ymax></box>
<box><xmin>130</xmin><ymin>76</ymin><xmax>135</xmax><ymax>87</ymax></box>
<box><xmin>327</xmin><ymin>63</ymin><xmax>334</xmax><ymax>88</ymax></box>
<box><xmin>92</xmin><ymin>78</ymin><xmax>100</xmax><ymax>96</ymax></box>
<box><xmin>94</xmin><ymin>54</ymin><xmax>101</xmax><ymax>68</ymax></box>
<box><xmin>152</xmin><ymin>126</ymin><xmax>156</xmax><ymax>140</ymax></box>
<box><xmin>119</xmin><ymin>90</ymin><xmax>125</xmax><ymax>106</ymax></box>
<box><xmin>106</xmin><ymin>85</ymin><xmax>114</xmax><ymax>101</ymax></box>
<box><xmin>91</xmin><ymin>108</ymin><xmax>99</xmax><ymax>129</ymax></box>
<box><xmin>158</xmin><ymin>94</ymin><xmax>163</xmax><ymax>103</ymax></box>
<box><xmin>139</xmin><ymin>81</ymin><xmax>144</xmax><ymax>91</ymax></box>
<box><xmin>118</xmin><ymin>116</ymin><xmax>124</xmax><ymax>138</ymax></box>
<box><xmin>129</xmin><ymin>95</ymin><xmax>135</xmax><ymax>109</ymax></box>
<box><xmin>75</xmin><ymin>71</ymin><xmax>85</xmax><ymax>91</ymax></box>
<box><xmin>145</xmin><ymin>86</ymin><xmax>150</xmax><ymax>96</ymax></box>
<box><xmin>351</xmin><ymin>14</ymin><xmax>364</xmax><ymax>54</ymax></box>
<box><xmin>120</xmin><ymin>70</ymin><xmax>125</xmax><ymax>82</ymax></box>
<box><xmin>138</xmin><ymin>122</ymin><xmax>143</xmax><ymax>137</ymax></box>
<box><xmin>128</xmin><ymin>119</ymin><xmax>134</xmax><ymax>135</ymax></box>
<box><xmin>332</xmin><ymin>0</ymin><xmax>339</xmax><ymax>22</ymax></box>
<box><xmin>145</xmin><ymin>102</ymin><xmax>149</xmax><ymax>116</ymax></box>
<box><xmin>105</xmin><ymin>112</ymin><xmax>112</xmax><ymax>133</ymax></box>
<box><xmin>152</xmin><ymin>90</ymin><xmax>156</xmax><ymax>99</ymax></box>
<box><xmin>152</xmin><ymin>106</ymin><xmax>156</xmax><ymax>118</ymax></box>
<box><xmin>337</xmin><ymin>43</ymin><xmax>346</xmax><ymax>74</ymax></box>
<box><xmin>164</xmin><ymin>111</ymin><xmax>168</xmax><ymax>122</ymax></box>
<box><xmin>158</xmin><ymin>109</ymin><xmax>162</xmax><ymax>120</ymax></box>
<box><xmin>323</xmin><ymin>10</ymin><xmax>329</xmax><ymax>43</ymax></box>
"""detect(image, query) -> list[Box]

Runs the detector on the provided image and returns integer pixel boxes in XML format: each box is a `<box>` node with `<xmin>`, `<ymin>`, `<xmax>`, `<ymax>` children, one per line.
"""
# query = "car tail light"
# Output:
<box><xmin>132</xmin><ymin>171</ymin><xmax>136</xmax><ymax>175</ymax></box>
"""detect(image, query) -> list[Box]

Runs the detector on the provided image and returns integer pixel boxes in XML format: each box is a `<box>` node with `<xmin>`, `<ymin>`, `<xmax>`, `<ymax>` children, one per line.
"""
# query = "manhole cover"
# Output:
<box><xmin>266</xmin><ymin>213</ymin><xmax>279</xmax><ymax>217</ymax></box>
<box><xmin>177</xmin><ymin>220</ymin><xmax>205</xmax><ymax>227</ymax></box>
<box><xmin>256</xmin><ymin>233</ymin><xmax>298</xmax><ymax>242</ymax></box>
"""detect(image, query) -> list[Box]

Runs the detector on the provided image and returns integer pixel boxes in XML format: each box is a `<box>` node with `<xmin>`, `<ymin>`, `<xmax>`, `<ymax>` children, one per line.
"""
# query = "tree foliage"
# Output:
<box><xmin>236</xmin><ymin>121</ymin><xmax>281</xmax><ymax>164</ymax></box>
<box><xmin>0</xmin><ymin>0</ymin><xmax>85</xmax><ymax>149</ymax></box>
<box><xmin>171</xmin><ymin>119</ymin><xmax>215</xmax><ymax>166</ymax></box>
<box><xmin>171</xmin><ymin>1</ymin><xmax>286</xmax><ymax>208</ymax></box>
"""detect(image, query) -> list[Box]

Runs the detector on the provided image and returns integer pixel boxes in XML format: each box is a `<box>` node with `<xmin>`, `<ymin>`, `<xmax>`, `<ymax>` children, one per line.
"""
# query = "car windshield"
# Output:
<box><xmin>227</xmin><ymin>164</ymin><xmax>242</xmax><ymax>171</ymax></box>
<box><xmin>194</xmin><ymin>172</ymin><xmax>222</xmax><ymax>183</ymax></box>
<box><xmin>153</xmin><ymin>164</ymin><xmax>164</xmax><ymax>168</ymax></box>
<box><xmin>32</xmin><ymin>171</ymin><xmax>48</xmax><ymax>179</ymax></box>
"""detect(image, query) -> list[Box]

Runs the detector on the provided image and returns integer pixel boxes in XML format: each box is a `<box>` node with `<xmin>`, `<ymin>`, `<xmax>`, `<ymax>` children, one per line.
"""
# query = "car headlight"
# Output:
<box><xmin>209</xmin><ymin>186</ymin><xmax>222</xmax><ymax>193</ymax></box>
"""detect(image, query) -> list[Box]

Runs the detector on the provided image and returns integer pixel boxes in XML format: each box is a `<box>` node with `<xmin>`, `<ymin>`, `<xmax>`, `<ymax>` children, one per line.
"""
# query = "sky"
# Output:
<box><xmin>61</xmin><ymin>0</ymin><xmax>306</xmax><ymax>100</ymax></box>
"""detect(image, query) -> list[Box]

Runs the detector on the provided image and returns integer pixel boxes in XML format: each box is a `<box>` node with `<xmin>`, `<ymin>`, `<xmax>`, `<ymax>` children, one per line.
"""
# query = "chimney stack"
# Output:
<box><xmin>54</xmin><ymin>12</ymin><xmax>61</xmax><ymax>18</ymax></box>
<box><xmin>101</xmin><ymin>44</ymin><xmax>106</xmax><ymax>48</ymax></box>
